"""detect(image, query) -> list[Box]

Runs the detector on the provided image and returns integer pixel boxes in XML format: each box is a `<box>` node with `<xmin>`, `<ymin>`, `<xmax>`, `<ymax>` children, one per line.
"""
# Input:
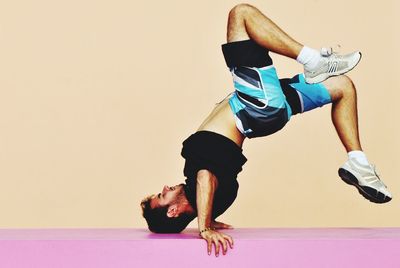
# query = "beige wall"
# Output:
<box><xmin>0</xmin><ymin>0</ymin><xmax>398</xmax><ymax>228</ymax></box>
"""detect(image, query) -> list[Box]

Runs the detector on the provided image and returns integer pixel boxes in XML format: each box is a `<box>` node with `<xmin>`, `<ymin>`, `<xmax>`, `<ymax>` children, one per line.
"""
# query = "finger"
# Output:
<box><xmin>207</xmin><ymin>239</ymin><xmax>212</xmax><ymax>256</ymax></box>
<box><xmin>213</xmin><ymin>221</ymin><xmax>225</xmax><ymax>229</ymax></box>
<box><xmin>212</xmin><ymin>222</ymin><xmax>221</xmax><ymax>229</ymax></box>
<box><xmin>221</xmin><ymin>239</ymin><xmax>228</xmax><ymax>255</ymax></box>
<box><xmin>223</xmin><ymin>223</ymin><xmax>234</xmax><ymax>229</ymax></box>
<box><xmin>224</xmin><ymin>234</ymin><xmax>234</xmax><ymax>249</ymax></box>
<box><xmin>213</xmin><ymin>239</ymin><xmax>220</xmax><ymax>257</ymax></box>
<box><xmin>214</xmin><ymin>221</ymin><xmax>224</xmax><ymax>229</ymax></box>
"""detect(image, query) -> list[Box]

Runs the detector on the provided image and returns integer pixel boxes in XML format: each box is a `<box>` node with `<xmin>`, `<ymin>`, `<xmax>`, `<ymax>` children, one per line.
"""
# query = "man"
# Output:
<box><xmin>140</xmin><ymin>4</ymin><xmax>392</xmax><ymax>257</ymax></box>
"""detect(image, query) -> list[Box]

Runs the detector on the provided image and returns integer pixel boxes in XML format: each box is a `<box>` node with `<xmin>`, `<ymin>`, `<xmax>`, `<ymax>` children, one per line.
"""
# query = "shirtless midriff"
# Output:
<box><xmin>197</xmin><ymin>98</ymin><xmax>245</xmax><ymax>148</ymax></box>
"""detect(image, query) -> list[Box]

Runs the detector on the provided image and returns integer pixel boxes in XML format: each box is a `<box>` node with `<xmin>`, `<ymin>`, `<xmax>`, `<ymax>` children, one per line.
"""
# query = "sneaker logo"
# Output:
<box><xmin>328</xmin><ymin>61</ymin><xmax>338</xmax><ymax>73</ymax></box>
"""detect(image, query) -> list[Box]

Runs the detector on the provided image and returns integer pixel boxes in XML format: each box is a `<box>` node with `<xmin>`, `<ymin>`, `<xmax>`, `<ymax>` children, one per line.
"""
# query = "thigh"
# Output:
<box><xmin>281</xmin><ymin>74</ymin><xmax>332</xmax><ymax>114</ymax></box>
<box><xmin>227</xmin><ymin>5</ymin><xmax>250</xmax><ymax>42</ymax></box>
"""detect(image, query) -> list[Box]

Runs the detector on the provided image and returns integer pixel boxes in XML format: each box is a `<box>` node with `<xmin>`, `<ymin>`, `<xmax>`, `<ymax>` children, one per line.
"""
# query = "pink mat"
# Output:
<box><xmin>0</xmin><ymin>228</ymin><xmax>399</xmax><ymax>267</ymax></box>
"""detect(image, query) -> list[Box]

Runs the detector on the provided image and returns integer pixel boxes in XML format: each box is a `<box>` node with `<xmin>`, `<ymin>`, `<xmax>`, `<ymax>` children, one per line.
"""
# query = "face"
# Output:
<box><xmin>149</xmin><ymin>184</ymin><xmax>185</xmax><ymax>209</ymax></box>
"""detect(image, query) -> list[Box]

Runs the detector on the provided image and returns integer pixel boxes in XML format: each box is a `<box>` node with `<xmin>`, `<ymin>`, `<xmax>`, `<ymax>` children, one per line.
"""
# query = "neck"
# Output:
<box><xmin>181</xmin><ymin>184</ymin><xmax>197</xmax><ymax>216</ymax></box>
<box><xmin>181</xmin><ymin>197</ymin><xmax>196</xmax><ymax>215</ymax></box>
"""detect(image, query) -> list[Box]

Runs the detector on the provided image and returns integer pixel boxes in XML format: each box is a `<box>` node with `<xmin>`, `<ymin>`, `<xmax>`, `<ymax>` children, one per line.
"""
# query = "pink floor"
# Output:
<box><xmin>0</xmin><ymin>228</ymin><xmax>399</xmax><ymax>267</ymax></box>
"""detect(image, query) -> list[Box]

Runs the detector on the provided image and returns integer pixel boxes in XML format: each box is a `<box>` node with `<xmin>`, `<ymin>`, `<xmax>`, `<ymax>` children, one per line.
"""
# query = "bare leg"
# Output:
<box><xmin>322</xmin><ymin>76</ymin><xmax>362</xmax><ymax>152</ymax></box>
<box><xmin>324</xmin><ymin>76</ymin><xmax>393</xmax><ymax>204</ymax></box>
<box><xmin>227</xmin><ymin>4</ymin><xmax>303</xmax><ymax>59</ymax></box>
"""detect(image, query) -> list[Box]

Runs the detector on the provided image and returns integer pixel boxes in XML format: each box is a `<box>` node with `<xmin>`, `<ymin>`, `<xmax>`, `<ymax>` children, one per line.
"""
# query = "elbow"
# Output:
<box><xmin>196</xmin><ymin>169</ymin><xmax>218</xmax><ymax>188</ymax></box>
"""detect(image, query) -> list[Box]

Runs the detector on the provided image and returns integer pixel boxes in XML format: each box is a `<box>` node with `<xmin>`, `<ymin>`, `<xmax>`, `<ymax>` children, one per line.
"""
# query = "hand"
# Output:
<box><xmin>200</xmin><ymin>229</ymin><xmax>234</xmax><ymax>257</ymax></box>
<box><xmin>211</xmin><ymin>220</ymin><xmax>234</xmax><ymax>230</ymax></box>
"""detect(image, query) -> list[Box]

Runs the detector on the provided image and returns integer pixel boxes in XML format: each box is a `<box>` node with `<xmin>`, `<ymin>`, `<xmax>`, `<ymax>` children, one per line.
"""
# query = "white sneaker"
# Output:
<box><xmin>338</xmin><ymin>158</ymin><xmax>392</xmax><ymax>203</ymax></box>
<box><xmin>304</xmin><ymin>48</ymin><xmax>362</xmax><ymax>84</ymax></box>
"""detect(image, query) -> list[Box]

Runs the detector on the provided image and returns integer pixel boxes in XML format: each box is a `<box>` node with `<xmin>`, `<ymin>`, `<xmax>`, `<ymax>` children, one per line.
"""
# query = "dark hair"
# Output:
<box><xmin>140</xmin><ymin>197</ymin><xmax>195</xmax><ymax>233</ymax></box>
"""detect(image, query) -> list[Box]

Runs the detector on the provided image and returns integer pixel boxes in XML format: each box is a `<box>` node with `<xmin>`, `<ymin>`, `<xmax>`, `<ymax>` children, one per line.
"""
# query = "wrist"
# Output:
<box><xmin>199</xmin><ymin>227</ymin><xmax>215</xmax><ymax>236</ymax></box>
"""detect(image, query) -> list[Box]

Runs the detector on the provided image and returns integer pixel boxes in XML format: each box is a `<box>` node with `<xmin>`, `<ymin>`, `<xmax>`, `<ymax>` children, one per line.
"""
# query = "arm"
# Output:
<box><xmin>196</xmin><ymin>169</ymin><xmax>233</xmax><ymax>257</ymax></box>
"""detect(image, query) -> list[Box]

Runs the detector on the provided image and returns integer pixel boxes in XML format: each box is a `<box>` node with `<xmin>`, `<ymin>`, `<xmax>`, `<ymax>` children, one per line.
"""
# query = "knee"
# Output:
<box><xmin>229</xmin><ymin>3</ymin><xmax>253</xmax><ymax>18</ymax></box>
<box><xmin>337</xmin><ymin>75</ymin><xmax>356</xmax><ymax>98</ymax></box>
<box><xmin>326</xmin><ymin>75</ymin><xmax>356</xmax><ymax>100</ymax></box>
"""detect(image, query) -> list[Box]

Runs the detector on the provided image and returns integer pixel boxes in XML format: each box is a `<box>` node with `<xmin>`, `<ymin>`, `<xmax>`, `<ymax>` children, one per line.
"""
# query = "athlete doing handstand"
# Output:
<box><xmin>140</xmin><ymin>3</ymin><xmax>392</xmax><ymax>257</ymax></box>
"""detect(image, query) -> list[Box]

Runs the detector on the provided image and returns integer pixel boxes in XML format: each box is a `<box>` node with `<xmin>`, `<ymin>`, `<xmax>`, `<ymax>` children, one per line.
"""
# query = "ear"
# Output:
<box><xmin>166</xmin><ymin>204</ymin><xmax>179</xmax><ymax>218</ymax></box>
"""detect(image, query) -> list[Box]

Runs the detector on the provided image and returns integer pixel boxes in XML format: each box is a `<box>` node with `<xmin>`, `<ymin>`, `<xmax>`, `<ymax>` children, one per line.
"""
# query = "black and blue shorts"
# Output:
<box><xmin>222</xmin><ymin>39</ymin><xmax>332</xmax><ymax>138</ymax></box>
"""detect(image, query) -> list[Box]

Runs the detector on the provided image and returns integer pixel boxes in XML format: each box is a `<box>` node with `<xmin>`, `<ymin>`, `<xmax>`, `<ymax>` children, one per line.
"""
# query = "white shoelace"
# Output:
<box><xmin>320</xmin><ymin>44</ymin><xmax>342</xmax><ymax>56</ymax></box>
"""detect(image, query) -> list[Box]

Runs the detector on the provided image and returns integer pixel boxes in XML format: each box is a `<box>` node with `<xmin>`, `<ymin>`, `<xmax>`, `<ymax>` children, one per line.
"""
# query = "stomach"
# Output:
<box><xmin>197</xmin><ymin>97</ymin><xmax>245</xmax><ymax>147</ymax></box>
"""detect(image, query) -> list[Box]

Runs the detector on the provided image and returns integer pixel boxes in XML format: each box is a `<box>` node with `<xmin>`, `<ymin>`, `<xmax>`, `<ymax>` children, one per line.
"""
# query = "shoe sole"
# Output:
<box><xmin>305</xmin><ymin>52</ymin><xmax>362</xmax><ymax>84</ymax></box>
<box><xmin>338</xmin><ymin>168</ymin><xmax>392</xmax><ymax>204</ymax></box>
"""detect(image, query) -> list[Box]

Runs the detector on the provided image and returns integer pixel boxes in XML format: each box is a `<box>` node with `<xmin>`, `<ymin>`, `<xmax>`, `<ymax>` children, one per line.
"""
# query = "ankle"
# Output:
<box><xmin>348</xmin><ymin>150</ymin><xmax>369</xmax><ymax>166</ymax></box>
<box><xmin>296</xmin><ymin>46</ymin><xmax>321</xmax><ymax>70</ymax></box>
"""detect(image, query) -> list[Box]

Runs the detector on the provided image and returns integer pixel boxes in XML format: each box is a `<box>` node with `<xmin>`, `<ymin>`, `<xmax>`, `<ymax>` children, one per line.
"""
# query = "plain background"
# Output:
<box><xmin>0</xmin><ymin>0</ymin><xmax>398</xmax><ymax>228</ymax></box>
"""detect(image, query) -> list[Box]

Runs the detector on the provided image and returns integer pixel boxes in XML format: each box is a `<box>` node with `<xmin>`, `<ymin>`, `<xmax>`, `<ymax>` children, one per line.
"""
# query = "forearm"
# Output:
<box><xmin>195</xmin><ymin>169</ymin><xmax>233</xmax><ymax>257</ymax></box>
<box><xmin>196</xmin><ymin>169</ymin><xmax>218</xmax><ymax>231</ymax></box>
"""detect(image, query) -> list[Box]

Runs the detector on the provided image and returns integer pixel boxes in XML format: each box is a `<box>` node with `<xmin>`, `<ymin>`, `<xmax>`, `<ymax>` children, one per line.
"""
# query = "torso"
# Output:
<box><xmin>197</xmin><ymin>98</ymin><xmax>245</xmax><ymax>147</ymax></box>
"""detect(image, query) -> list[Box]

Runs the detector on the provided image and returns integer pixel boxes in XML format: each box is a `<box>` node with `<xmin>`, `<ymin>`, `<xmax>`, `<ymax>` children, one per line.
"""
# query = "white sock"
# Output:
<box><xmin>296</xmin><ymin>46</ymin><xmax>321</xmax><ymax>70</ymax></box>
<box><xmin>348</xmin><ymin>150</ymin><xmax>369</xmax><ymax>166</ymax></box>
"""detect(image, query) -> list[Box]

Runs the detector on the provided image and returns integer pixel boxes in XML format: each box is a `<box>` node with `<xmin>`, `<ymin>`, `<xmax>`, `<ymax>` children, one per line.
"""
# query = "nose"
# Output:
<box><xmin>162</xmin><ymin>185</ymin><xmax>169</xmax><ymax>194</ymax></box>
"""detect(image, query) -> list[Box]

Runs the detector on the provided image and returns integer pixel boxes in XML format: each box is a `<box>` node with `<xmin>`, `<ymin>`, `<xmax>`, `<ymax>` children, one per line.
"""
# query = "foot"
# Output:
<box><xmin>338</xmin><ymin>158</ymin><xmax>392</xmax><ymax>204</ymax></box>
<box><xmin>304</xmin><ymin>48</ymin><xmax>362</xmax><ymax>84</ymax></box>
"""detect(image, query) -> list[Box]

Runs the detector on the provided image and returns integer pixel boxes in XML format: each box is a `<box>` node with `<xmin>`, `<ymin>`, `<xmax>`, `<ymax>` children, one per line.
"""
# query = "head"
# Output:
<box><xmin>140</xmin><ymin>183</ymin><xmax>195</xmax><ymax>233</ymax></box>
